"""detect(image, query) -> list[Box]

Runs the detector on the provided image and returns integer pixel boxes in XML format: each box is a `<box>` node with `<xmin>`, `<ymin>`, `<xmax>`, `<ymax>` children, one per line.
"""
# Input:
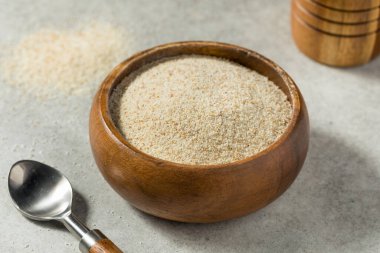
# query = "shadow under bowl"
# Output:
<box><xmin>89</xmin><ymin>41</ymin><xmax>310</xmax><ymax>223</ymax></box>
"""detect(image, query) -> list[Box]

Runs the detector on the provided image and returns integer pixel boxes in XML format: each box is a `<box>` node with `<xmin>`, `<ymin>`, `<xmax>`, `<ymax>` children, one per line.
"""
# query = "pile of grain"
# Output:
<box><xmin>110</xmin><ymin>55</ymin><xmax>292</xmax><ymax>165</ymax></box>
<box><xmin>0</xmin><ymin>22</ymin><xmax>128</xmax><ymax>97</ymax></box>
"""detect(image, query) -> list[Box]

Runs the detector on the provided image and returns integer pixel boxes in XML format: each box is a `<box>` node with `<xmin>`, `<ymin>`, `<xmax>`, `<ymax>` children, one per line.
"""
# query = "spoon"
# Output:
<box><xmin>8</xmin><ymin>160</ymin><xmax>122</xmax><ymax>253</ymax></box>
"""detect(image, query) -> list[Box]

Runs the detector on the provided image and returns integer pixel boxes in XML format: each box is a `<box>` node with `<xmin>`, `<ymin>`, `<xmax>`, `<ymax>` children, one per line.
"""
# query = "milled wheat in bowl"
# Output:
<box><xmin>110</xmin><ymin>55</ymin><xmax>292</xmax><ymax>165</ymax></box>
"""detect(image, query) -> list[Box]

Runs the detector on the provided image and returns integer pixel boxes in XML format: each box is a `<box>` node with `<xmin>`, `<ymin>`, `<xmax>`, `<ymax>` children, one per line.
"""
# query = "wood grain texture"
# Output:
<box><xmin>89</xmin><ymin>239</ymin><xmax>123</xmax><ymax>253</ymax></box>
<box><xmin>314</xmin><ymin>0</ymin><xmax>380</xmax><ymax>11</ymax></box>
<box><xmin>293</xmin><ymin>0</ymin><xmax>380</xmax><ymax>36</ymax></box>
<box><xmin>89</xmin><ymin>41</ymin><xmax>309</xmax><ymax>223</ymax></box>
<box><xmin>292</xmin><ymin>3</ymin><xmax>380</xmax><ymax>67</ymax></box>
<box><xmin>299</xmin><ymin>0</ymin><xmax>380</xmax><ymax>23</ymax></box>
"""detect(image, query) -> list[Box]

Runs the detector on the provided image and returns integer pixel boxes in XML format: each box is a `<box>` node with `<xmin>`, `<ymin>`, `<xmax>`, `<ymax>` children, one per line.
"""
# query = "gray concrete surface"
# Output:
<box><xmin>1</xmin><ymin>0</ymin><xmax>380</xmax><ymax>252</ymax></box>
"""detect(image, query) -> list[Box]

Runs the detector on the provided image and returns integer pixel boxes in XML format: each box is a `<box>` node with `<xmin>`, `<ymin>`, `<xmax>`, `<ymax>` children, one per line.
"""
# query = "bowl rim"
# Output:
<box><xmin>96</xmin><ymin>41</ymin><xmax>302</xmax><ymax>170</ymax></box>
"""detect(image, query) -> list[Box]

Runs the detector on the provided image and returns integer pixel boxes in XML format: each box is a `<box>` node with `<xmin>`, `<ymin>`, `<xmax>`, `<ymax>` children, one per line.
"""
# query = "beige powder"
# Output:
<box><xmin>110</xmin><ymin>55</ymin><xmax>292</xmax><ymax>165</ymax></box>
<box><xmin>0</xmin><ymin>21</ymin><xmax>129</xmax><ymax>97</ymax></box>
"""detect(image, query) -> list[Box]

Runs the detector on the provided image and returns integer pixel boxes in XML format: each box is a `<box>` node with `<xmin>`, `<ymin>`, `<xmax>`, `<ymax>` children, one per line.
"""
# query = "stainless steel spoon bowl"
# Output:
<box><xmin>8</xmin><ymin>160</ymin><xmax>122</xmax><ymax>253</ymax></box>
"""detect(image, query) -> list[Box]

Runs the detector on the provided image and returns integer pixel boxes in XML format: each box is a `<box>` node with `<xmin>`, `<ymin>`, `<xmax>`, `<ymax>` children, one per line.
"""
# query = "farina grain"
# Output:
<box><xmin>0</xmin><ymin>22</ymin><xmax>129</xmax><ymax>97</ymax></box>
<box><xmin>110</xmin><ymin>55</ymin><xmax>292</xmax><ymax>165</ymax></box>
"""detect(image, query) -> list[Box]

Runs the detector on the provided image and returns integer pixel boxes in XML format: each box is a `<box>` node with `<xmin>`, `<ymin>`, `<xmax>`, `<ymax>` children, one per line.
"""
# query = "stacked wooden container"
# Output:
<box><xmin>291</xmin><ymin>0</ymin><xmax>380</xmax><ymax>67</ymax></box>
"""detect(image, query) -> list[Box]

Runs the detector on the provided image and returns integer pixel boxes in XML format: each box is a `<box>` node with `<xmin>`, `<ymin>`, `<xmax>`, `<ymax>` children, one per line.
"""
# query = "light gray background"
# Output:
<box><xmin>1</xmin><ymin>0</ymin><xmax>379</xmax><ymax>252</ymax></box>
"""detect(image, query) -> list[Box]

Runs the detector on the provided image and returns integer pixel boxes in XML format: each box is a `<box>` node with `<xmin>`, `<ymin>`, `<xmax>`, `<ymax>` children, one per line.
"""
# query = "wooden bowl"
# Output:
<box><xmin>314</xmin><ymin>0</ymin><xmax>380</xmax><ymax>11</ymax></box>
<box><xmin>298</xmin><ymin>0</ymin><xmax>380</xmax><ymax>23</ymax></box>
<box><xmin>89</xmin><ymin>41</ymin><xmax>310</xmax><ymax>223</ymax></box>
<box><xmin>292</xmin><ymin>13</ymin><xmax>380</xmax><ymax>66</ymax></box>
<box><xmin>293</xmin><ymin>0</ymin><xmax>380</xmax><ymax>36</ymax></box>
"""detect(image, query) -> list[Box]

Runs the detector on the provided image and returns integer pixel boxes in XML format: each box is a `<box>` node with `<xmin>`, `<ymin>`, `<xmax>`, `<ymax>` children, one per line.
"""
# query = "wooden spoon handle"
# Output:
<box><xmin>88</xmin><ymin>238</ymin><xmax>123</xmax><ymax>253</ymax></box>
<box><xmin>80</xmin><ymin>229</ymin><xmax>123</xmax><ymax>253</ymax></box>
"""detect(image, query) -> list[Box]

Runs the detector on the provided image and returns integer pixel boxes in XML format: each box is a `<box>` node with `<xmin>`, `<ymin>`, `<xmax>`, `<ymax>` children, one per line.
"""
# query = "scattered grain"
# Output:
<box><xmin>0</xmin><ymin>22</ymin><xmax>129</xmax><ymax>97</ymax></box>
